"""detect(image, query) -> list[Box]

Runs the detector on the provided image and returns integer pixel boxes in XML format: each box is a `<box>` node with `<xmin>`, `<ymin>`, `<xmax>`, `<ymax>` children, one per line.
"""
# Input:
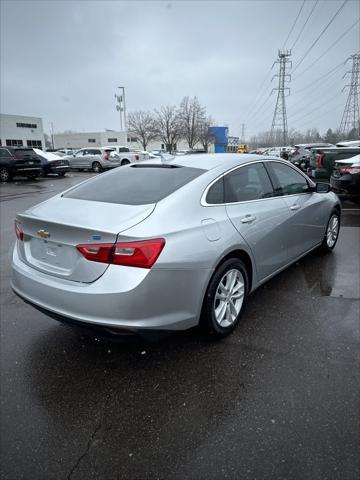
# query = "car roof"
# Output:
<box><xmin>159</xmin><ymin>153</ymin><xmax>264</xmax><ymax>171</ymax></box>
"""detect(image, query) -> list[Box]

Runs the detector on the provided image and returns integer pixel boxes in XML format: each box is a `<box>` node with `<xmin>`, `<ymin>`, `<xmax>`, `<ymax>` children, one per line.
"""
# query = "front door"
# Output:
<box><xmin>224</xmin><ymin>162</ymin><xmax>291</xmax><ymax>281</ymax></box>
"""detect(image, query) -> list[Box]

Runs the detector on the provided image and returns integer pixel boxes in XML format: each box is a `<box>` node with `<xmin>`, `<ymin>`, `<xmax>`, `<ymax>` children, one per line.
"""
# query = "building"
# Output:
<box><xmin>208</xmin><ymin>126</ymin><xmax>229</xmax><ymax>153</ymax></box>
<box><xmin>53</xmin><ymin>130</ymin><xmax>209</xmax><ymax>152</ymax></box>
<box><xmin>0</xmin><ymin>113</ymin><xmax>45</xmax><ymax>149</ymax></box>
<box><xmin>53</xmin><ymin>130</ymin><xmax>128</xmax><ymax>149</ymax></box>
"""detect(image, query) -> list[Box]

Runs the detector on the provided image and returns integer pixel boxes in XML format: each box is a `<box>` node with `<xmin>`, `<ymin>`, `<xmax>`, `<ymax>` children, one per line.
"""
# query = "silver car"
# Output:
<box><xmin>11</xmin><ymin>154</ymin><xmax>341</xmax><ymax>339</ymax></box>
<box><xmin>68</xmin><ymin>148</ymin><xmax>121</xmax><ymax>173</ymax></box>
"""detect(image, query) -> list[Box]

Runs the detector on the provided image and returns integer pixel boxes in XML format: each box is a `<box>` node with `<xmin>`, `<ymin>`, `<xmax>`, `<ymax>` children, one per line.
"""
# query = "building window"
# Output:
<box><xmin>6</xmin><ymin>139</ymin><xmax>23</xmax><ymax>147</ymax></box>
<box><xmin>27</xmin><ymin>140</ymin><xmax>42</xmax><ymax>148</ymax></box>
<box><xmin>107</xmin><ymin>138</ymin><xmax>117</xmax><ymax>143</ymax></box>
<box><xmin>88</xmin><ymin>139</ymin><xmax>96</xmax><ymax>143</ymax></box>
<box><xmin>127</xmin><ymin>137</ymin><xmax>138</xmax><ymax>143</ymax></box>
<box><xmin>16</xmin><ymin>122</ymin><xmax>37</xmax><ymax>129</ymax></box>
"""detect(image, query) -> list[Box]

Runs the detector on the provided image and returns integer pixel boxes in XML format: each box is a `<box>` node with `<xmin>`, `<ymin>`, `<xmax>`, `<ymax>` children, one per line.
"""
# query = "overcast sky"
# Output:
<box><xmin>1</xmin><ymin>0</ymin><xmax>359</xmax><ymax>139</ymax></box>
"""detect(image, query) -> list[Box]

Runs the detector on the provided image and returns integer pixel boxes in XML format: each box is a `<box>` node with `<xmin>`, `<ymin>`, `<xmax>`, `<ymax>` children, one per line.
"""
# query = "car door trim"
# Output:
<box><xmin>201</xmin><ymin>159</ymin><xmax>316</xmax><ymax>207</ymax></box>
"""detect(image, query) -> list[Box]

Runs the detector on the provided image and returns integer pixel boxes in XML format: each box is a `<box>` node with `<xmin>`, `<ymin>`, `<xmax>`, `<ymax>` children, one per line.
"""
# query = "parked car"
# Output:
<box><xmin>289</xmin><ymin>143</ymin><xmax>334</xmax><ymax>172</ymax></box>
<box><xmin>264</xmin><ymin>146</ymin><xmax>292</xmax><ymax>158</ymax></box>
<box><xmin>0</xmin><ymin>147</ymin><xmax>42</xmax><ymax>182</ymax></box>
<box><xmin>11</xmin><ymin>154</ymin><xmax>340</xmax><ymax>339</ymax></box>
<box><xmin>336</xmin><ymin>140</ymin><xmax>360</xmax><ymax>148</ymax></box>
<box><xmin>67</xmin><ymin>148</ymin><xmax>122</xmax><ymax>172</ymax></box>
<box><xmin>33</xmin><ymin>149</ymin><xmax>70</xmax><ymax>177</ymax></box>
<box><xmin>330</xmin><ymin>153</ymin><xmax>360</xmax><ymax>202</ymax></box>
<box><xmin>309</xmin><ymin>147</ymin><xmax>360</xmax><ymax>179</ymax></box>
<box><xmin>102</xmin><ymin>145</ymin><xmax>148</xmax><ymax>165</ymax></box>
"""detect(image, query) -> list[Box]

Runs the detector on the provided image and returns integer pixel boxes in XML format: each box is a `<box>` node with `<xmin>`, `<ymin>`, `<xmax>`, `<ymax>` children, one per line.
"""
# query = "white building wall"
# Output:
<box><xmin>0</xmin><ymin>113</ymin><xmax>45</xmax><ymax>148</ymax></box>
<box><xmin>53</xmin><ymin>130</ymin><xmax>214</xmax><ymax>152</ymax></box>
<box><xmin>53</xmin><ymin>131</ymin><xmax>127</xmax><ymax>149</ymax></box>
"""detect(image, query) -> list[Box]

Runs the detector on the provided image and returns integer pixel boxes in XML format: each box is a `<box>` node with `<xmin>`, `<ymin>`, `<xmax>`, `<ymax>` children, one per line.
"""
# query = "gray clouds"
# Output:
<box><xmin>1</xmin><ymin>0</ymin><xmax>359</xmax><ymax>138</ymax></box>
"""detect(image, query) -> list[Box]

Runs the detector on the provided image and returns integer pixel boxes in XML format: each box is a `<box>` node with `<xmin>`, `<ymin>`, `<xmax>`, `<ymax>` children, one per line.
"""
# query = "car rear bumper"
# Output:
<box><xmin>330</xmin><ymin>174</ymin><xmax>360</xmax><ymax>195</ymax></box>
<box><xmin>11</xmin><ymin>245</ymin><xmax>210</xmax><ymax>331</ymax></box>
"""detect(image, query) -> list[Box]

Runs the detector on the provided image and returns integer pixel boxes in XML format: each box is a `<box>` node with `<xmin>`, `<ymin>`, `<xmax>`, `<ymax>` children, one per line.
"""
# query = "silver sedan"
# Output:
<box><xmin>11</xmin><ymin>154</ymin><xmax>341</xmax><ymax>339</ymax></box>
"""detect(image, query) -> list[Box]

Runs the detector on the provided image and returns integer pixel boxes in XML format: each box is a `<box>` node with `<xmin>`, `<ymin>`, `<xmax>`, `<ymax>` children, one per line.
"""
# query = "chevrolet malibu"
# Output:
<box><xmin>11</xmin><ymin>154</ymin><xmax>341</xmax><ymax>339</ymax></box>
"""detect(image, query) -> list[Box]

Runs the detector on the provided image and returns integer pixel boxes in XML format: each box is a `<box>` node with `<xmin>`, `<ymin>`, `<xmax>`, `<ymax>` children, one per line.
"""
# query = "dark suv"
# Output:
<box><xmin>0</xmin><ymin>147</ymin><xmax>42</xmax><ymax>182</ymax></box>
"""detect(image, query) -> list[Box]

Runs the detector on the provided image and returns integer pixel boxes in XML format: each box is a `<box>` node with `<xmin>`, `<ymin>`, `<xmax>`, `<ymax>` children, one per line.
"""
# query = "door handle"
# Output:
<box><xmin>290</xmin><ymin>204</ymin><xmax>300</xmax><ymax>211</ymax></box>
<box><xmin>241</xmin><ymin>215</ymin><xmax>256</xmax><ymax>224</ymax></box>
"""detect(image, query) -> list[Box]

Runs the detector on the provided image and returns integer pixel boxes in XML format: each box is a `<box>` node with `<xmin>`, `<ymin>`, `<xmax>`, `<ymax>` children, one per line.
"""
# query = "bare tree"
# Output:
<box><xmin>179</xmin><ymin>96</ymin><xmax>206</xmax><ymax>149</ymax></box>
<box><xmin>127</xmin><ymin>111</ymin><xmax>157</xmax><ymax>151</ymax></box>
<box><xmin>198</xmin><ymin>117</ymin><xmax>215</xmax><ymax>152</ymax></box>
<box><xmin>154</xmin><ymin>105</ymin><xmax>182</xmax><ymax>153</ymax></box>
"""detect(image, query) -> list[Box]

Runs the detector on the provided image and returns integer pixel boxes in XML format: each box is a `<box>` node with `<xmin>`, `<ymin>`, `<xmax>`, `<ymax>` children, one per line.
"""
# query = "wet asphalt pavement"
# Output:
<box><xmin>1</xmin><ymin>173</ymin><xmax>359</xmax><ymax>480</ymax></box>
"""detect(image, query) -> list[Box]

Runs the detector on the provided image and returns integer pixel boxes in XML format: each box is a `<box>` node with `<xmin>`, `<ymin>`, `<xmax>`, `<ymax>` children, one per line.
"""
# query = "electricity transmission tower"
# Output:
<box><xmin>340</xmin><ymin>53</ymin><xmax>360</xmax><ymax>136</ymax></box>
<box><xmin>270</xmin><ymin>49</ymin><xmax>292</xmax><ymax>145</ymax></box>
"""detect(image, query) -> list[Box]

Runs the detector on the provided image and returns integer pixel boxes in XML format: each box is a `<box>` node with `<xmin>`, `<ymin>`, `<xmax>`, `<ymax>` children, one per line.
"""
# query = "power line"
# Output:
<box><xmin>292</xmin><ymin>0</ymin><xmax>348</xmax><ymax>74</ymax></box>
<box><xmin>271</xmin><ymin>50</ymin><xmax>292</xmax><ymax>144</ymax></box>
<box><xmin>244</xmin><ymin>65</ymin><xmax>273</xmax><ymax>119</ymax></box>
<box><xmin>283</xmin><ymin>0</ymin><xmax>306</xmax><ymax>48</ymax></box>
<box><xmin>292</xmin><ymin>61</ymin><xmax>345</xmax><ymax>95</ymax></box>
<box><xmin>288</xmin><ymin>92</ymin><xmax>342</xmax><ymax>123</ymax></box>
<box><xmin>290</xmin><ymin>0</ymin><xmax>319</xmax><ymax>51</ymax></box>
<box><xmin>294</xmin><ymin>18</ymin><xmax>359</xmax><ymax>80</ymax></box>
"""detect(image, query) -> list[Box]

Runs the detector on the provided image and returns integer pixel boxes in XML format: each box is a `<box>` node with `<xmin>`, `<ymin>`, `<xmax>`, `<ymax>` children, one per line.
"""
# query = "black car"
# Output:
<box><xmin>330</xmin><ymin>155</ymin><xmax>360</xmax><ymax>203</ymax></box>
<box><xmin>17</xmin><ymin>148</ymin><xmax>70</xmax><ymax>177</ymax></box>
<box><xmin>0</xmin><ymin>147</ymin><xmax>42</xmax><ymax>182</ymax></box>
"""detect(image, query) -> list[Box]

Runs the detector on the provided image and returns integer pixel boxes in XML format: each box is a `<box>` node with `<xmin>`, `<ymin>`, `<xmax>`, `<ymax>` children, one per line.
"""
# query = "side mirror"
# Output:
<box><xmin>315</xmin><ymin>182</ymin><xmax>331</xmax><ymax>193</ymax></box>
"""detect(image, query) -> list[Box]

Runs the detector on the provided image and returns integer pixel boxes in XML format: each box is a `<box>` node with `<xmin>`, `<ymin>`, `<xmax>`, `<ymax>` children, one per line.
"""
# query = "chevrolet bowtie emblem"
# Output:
<box><xmin>37</xmin><ymin>229</ymin><xmax>50</xmax><ymax>239</ymax></box>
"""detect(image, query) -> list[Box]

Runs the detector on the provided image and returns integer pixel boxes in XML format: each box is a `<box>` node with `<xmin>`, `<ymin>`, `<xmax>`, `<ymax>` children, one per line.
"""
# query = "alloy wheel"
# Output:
<box><xmin>326</xmin><ymin>214</ymin><xmax>339</xmax><ymax>248</ymax></box>
<box><xmin>0</xmin><ymin>167</ymin><xmax>10</xmax><ymax>182</ymax></box>
<box><xmin>213</xmin><ymin>269</ymin><xmax>245</xmax><ymax>328</ymax></box>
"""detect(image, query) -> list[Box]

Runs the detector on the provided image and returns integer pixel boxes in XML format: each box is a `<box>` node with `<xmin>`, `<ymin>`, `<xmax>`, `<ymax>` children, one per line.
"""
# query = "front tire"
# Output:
<box><xmin>121</xmin><ymin>159</ymin><xmax>130</xmax><ymax>166</ymax></box>
<box><xmin>200</xmin><ymin>258</ymin><xmax>248</xmax><ymax>339</ymax></box>
<box><xmin>92</xmin><ymin>162</ymin><xmax>102</xmax><ymax>173</ymax></box>
<box><xmin>320</xmin><ymin>211</ymin><xmax>340</xmax><ymax>253</ymax></box>
<box><xmin>58</xmin><ymin>172</ymin><xmax>66</xmax><ymax>177</ymax></box>
<box><xmin>0</xmin><ymin>167</ymin><xmax>11</xmax><ymax>182</ymax></box>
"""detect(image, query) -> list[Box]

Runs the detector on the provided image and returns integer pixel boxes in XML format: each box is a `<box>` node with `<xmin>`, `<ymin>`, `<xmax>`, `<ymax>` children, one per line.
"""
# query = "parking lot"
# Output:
<box><xmin>1</xmin><ymin>173</ymin><xmax>359</xmax><ymax>480</ymax></box>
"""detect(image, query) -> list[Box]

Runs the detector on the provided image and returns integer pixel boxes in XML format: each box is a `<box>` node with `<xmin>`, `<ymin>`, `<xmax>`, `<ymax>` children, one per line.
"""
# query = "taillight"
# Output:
<box><xmin>135</xmin><ymin>154</ymin><xmax>139</xmax><ymax>161</ymax></box>
<box><xmin>339</xmin><ymin>167</ymin><xmax>360</xmax><ymax>174</ymax></box>
<box><xmin>316</xmin><ymin>153</ymin><xmax>324</xmax><ymax>168</ymax></box>
<box><xmin>15</xmin><ymin>221</ymin><xmax>24</xmax><ymax>241</ymax></box>
<box><xmin>104</xmin><ymin>152</ymin><xmax>110</xmax><ymax>161</ymax></box>
<box><xmin>76</xmin><ymin>238</ymin><xmax>165</xmax><ymax>268</ymax></box>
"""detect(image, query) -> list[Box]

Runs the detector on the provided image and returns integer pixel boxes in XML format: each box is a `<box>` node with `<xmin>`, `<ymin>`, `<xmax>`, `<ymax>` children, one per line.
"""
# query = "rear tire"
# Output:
<box><xmin>121</xmin><ymin>159</ymin><xmax>130</xmax><ymax>166</ymax></box>
<box><xmin>200</xmin><ymin>258</ymin><xmax>248</xmax><ymax>339</ymax></box>
<box><xmin>0</xmin><ymin>167</ymin><xmax>11</xmax><ymax>182</ymax></box>
<box><xmin>92</xmin><ymin>162</ymin><xmax>102</xmax><ymax>173</ymax></box>
<box><xmin>58</xmin><ymin>172</ymin><xmax>66</xmax><ymax>177</ymax></box>
<box><xmin>319</xmin><ymin>211</ymin><xmax>340</xmax><ymax>253</ymax></box>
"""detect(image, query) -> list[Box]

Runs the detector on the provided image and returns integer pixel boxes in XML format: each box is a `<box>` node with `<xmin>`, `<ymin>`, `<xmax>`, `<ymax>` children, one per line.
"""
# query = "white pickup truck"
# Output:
<box><xmin>102</xmin><ymin>145</ymin><xmax>149</xmax><ymax>165</ymax></box>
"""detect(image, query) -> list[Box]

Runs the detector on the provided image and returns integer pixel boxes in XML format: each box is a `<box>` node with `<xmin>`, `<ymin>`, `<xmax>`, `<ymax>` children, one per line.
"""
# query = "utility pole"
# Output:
<box><xmin>270</xmin><ymin>49</ymin><xmax>292</xmax><ymax>146</ymax></box>
<box><xmin>115</xmin><ymin>86</ymin><xmax>127</xmax><ymax>136</ymax></box>
<box><xmin>240</xmin><ymin>123</ymin><xmax>246</xmax><ymax>143</ymax></box>
<box><xmin>340</xmin><ymin>53</ymin><xmax>360</xmax><ymax>136</ymax></box>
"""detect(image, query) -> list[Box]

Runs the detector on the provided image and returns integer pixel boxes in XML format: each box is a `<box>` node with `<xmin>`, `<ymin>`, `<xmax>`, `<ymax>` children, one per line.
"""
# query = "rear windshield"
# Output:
<box><xmin>63</xmin><ymin>164</ymin><xmax>205</xmax><ymax>205</ymax></box>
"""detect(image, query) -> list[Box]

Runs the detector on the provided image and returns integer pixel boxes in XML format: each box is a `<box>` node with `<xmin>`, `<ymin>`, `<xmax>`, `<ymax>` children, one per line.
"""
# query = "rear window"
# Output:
<box><xmin>63</xmin><ymin>164</ymin><xmax>205</xmax><ymax>205</ymax></box>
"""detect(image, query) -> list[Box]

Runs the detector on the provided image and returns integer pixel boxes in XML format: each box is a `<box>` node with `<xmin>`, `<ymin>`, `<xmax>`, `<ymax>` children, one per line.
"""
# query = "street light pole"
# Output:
<box><xmin>118</xmin><ymin>86</ymin><xmax>127</xmax><ymax>143</ymax></box>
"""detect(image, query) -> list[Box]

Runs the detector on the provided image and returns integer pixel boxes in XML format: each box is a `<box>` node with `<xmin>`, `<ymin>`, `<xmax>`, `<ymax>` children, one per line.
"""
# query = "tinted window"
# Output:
<box><xmin>206</xmin><ymin>177</ymin><xmax>224</xmax><ymax>204</ymax></box>
<box><xmin>119</xmin><ymin>147</ymin><xmax>130</xmax><ymax>152</ymax></box>
<box><xmin>89</xmin><ymin>149</ymin><xmax>101</xmax><ymax>155</ymax></box>
<box><xmin>224</xmin><ymin>163</ymin><xmax>274</xmax><ymax>203</ymax></box>
<box><xmin>63</xmin><ymin>165</ymin><xmax>205</xmax><ymax>205</ymax></box>
<box><xmin>0</xmin><ymin>148</ymin><xmax>11</xmax><ymax>158</ymax></box>
<box><xmin>267</xmin><ymin>162</ymin><xmax>308</xmax><ymax>195</ymax></box>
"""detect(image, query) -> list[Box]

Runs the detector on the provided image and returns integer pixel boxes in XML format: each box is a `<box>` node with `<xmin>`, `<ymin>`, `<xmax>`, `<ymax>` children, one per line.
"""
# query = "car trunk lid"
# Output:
<box><xmin>16</xmin><ymin>197</ymin><xmax>155</xmax><ymax>282</ymax></box>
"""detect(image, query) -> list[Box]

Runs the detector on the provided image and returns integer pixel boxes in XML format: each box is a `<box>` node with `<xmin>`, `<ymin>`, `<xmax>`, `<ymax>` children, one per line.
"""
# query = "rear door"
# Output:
<box><xmin>70</xmin><ymin>149</ymin><xmax>85</xmax><ymax>168</ymax></box>
<box><xmin>265</xmin><ymin>161</ymin><xmax>327</xmax><ymax>260</ymax></box>
<box><xmin>223</xmin><ymin>162</ymin><xmax>291</xmax><ymax>281</ymax></box>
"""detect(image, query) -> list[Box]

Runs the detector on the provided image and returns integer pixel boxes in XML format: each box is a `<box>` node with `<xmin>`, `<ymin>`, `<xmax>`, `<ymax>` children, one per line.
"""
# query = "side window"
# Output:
<box><xmin>0</xmin><ymin>148</ymin><xmax>10</xmax><ymax>158</ymax></box>
<box><xmin>224</xmin><ymin>163</ymin><xmax>274</xmax><ymax>203</ymax></box>
<box><xmin>76</xmin><ymin>150</ymin><xmax>85</xmax><ymax>157</ymax></box>
<box><xmin>119</xmin><ymin>147</ymin><xmax>130</xmax><ymax>152</ymax></box>
<box><xmin>206</xmin><ymin>177</ymin><xmax>224</xmax><ymax>204</ymax></box>
<box><xmin>90</xmin><ymin>149</ymin><xmax>101</xmax><ymax>155</ymax></box>
<box><xmin>267</xmin><ymin>162</ymin><xmax>308</xmax><ymax>196</ymax></box>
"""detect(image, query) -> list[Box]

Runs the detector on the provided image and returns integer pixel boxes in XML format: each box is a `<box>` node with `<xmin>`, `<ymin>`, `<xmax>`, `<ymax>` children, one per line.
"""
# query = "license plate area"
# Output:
<box><xmin>26</xmin><ymin>238</ymin><xmax>78</xmax><ymax>273</ymax></box>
